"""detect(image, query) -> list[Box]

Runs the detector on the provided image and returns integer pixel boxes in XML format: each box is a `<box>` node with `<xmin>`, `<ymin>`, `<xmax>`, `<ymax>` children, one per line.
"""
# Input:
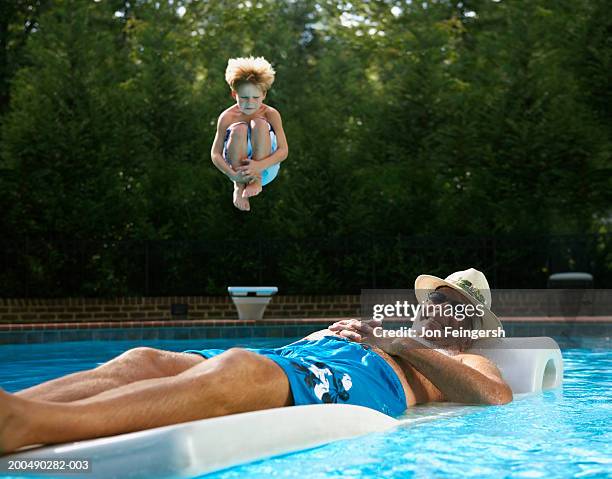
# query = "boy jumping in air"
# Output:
<box><xmin>211</xmin><ymin>56</ymin><xmax>289</xmax><ymax>211</ymax></box>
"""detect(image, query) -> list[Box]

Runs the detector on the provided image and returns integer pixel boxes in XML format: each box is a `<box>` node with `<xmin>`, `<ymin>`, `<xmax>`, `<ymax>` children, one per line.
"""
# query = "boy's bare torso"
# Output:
<box><xmin>219</xmin><ymin>104</ymin><xmax>277</xmax><ymax>130</ymax></box>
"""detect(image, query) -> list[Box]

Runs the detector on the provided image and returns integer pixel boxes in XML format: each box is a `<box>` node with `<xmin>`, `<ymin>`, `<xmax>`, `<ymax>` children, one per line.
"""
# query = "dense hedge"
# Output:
<box><xmin>1</xmin><ymin>234</ymin><xmax>610</xmax><ymax>296</ymax></box>
<box><xmin>0</xmin><ymin>1</ymin><xmax>610</xmax><ymax>295</ymax></box>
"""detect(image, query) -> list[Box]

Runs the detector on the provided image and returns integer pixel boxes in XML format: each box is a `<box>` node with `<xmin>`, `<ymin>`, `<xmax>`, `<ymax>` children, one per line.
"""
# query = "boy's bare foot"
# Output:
<box><xmin>242</xmin><ymin>179</ymin><xmax>262</xmax><ymax>198</ymax></box>
<box><xmin>0</xmin><ymin>389</ymin><xmax>29</xmax><ymax>454</ymax></box>
<box><xmin>233</xmin><ymin>184</ymin><xmax>250</xmax><ymax>211</ymax></box>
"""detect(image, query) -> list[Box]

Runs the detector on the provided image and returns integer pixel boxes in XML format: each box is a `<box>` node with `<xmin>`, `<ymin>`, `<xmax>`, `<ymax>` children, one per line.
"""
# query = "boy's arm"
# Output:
<box><xmin>265</xmin><ymin>108</ymin><xmax>289</xmax><ymax>167</ymax></box>
<box><xmin>237</xmin><ymin>108</ymin><xmax>289</xmax><ymax>174</ymax></box>
<box><xmin>211</xmin><ymin>116</ymin><xmax>239</xmax><ymax>178</ymax></box>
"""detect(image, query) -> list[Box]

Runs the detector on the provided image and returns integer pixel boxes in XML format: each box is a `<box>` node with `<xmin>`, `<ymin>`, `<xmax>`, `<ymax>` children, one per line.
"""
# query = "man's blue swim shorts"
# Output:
<box><xmin>223</xmin><ymin>120</ymin><xmax>279</xmax><ymax>186</ymax></box>
<box><xmin>184</xmin><ymin>336</ymin><xmax>407</xmax><ymax>417</ymax></box>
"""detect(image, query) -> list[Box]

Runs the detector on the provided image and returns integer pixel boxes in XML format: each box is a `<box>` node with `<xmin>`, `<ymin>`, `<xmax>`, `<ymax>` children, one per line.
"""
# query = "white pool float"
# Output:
<box><xmin>2</xmin><ymin>337</ymin><xmax>562</xmax><ymax>478</ymax></box>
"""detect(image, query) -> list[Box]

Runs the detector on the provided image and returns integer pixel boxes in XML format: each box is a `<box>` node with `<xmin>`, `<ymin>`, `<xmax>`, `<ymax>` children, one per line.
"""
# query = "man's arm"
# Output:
<box><xmin>328</xmin><ymin>319</ymin><xmax>512</xmax><ymax>406</ymax></box>
<box><xmin>388</xmin><ymin>340</ymin><xmax>513</xmax><ymax>405</ymax></box>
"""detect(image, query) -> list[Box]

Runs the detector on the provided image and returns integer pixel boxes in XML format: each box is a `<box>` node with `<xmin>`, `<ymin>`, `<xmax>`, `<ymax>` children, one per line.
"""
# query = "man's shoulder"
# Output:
<box><xmin>455</xmin><ymin>352</ymin><xmax>495</xmax><ymax>367</ymax></box>
<box><xmin>455</xmin><ymin>353</ymin><xmax>504</xmax><ymax>380</ymax></box>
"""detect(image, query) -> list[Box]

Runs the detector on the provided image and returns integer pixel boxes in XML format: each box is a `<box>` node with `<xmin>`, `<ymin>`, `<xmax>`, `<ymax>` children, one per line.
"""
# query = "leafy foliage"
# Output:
<box><xmin>0</xmin><ymin>0</ymin><xmax>610</xmax><ymax>295</ymax></box>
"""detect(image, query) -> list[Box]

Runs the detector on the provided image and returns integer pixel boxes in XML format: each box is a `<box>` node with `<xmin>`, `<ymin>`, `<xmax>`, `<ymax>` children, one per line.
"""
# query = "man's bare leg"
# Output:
<box><xmin>243</xmin><ymin>118</ymin><xmax>271</xmax><ymax>198</ymax></box>
<box><xmin>225</xmin><ymin>122</ymin><xmax>251</xmax><ymax>211</ymax></box>
<box><xmin>0</xmin><ymin>348</ymin><xmax>292</xmax><ymax>454</ymax></box>
<box><xmin>16</xmin><ymin>348</ymin><xmax>204</xmax><ymax>403</ymax></box>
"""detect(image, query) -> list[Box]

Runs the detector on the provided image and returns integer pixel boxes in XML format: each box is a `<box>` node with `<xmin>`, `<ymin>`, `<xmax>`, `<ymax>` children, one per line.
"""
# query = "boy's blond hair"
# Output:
<box><xmin>225</xmin><ymin>56</ymin><xmax>275</xmax><ymax>92</ymax></box>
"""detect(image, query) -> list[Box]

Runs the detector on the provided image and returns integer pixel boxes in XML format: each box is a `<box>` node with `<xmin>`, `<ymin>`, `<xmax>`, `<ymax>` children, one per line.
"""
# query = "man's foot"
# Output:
<box><xmin>242</xmin><ymin>179</ymin><xmax>262</xmax><ymax>198</ymax></box>
<box><xmin>0</xmin><ymin>389</ymin><xmax>28</xmax><ymax>454</ymax></box>
<box><xmin>233</xmin><ymin>184</ymin><xmax>250</xmax><ymax>211</ymax></box>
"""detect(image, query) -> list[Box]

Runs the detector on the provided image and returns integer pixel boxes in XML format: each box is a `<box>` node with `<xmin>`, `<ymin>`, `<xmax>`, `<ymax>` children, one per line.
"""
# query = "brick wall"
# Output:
<box><xmin>1</xmin><ymin>290</ymin><xmax>610</xmax><ymax>324</ymax></box>
<box><xmin>0</xmin><ymin>296</ymin><xmax>361</xmax><ymax>324</ymax></box>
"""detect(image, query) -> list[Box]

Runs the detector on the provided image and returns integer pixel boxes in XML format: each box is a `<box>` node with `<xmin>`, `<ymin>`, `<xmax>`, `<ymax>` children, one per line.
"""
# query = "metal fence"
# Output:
<box><xmin>1</xmin><ymin>234</ymin><xmax>610</xmax><ymax>297</ymax></box>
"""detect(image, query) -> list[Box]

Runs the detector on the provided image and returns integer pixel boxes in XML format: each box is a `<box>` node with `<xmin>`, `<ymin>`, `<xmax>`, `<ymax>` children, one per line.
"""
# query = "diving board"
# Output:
<box><xmin>228</xmin><ymin>286</ymin><xmax>278</xmax><ymax>320</ymax></box>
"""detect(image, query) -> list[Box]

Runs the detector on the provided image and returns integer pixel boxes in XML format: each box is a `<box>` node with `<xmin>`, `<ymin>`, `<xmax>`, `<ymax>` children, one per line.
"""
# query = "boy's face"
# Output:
<box><xmin>232</xmin><ymin>82</ymin><xmax>266</xmax><ymax>115</ymax></box>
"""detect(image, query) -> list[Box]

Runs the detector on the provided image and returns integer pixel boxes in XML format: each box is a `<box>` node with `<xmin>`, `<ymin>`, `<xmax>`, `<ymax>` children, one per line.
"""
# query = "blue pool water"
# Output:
<box><xmin>0</xmin><ymin>338</ymin><xmax>610</xmax><ymax>478</ymax></box>
<box><xmin>0</xmin><ymin>338</ymin><xmax>294</xmax><ymax>393</ymax></box>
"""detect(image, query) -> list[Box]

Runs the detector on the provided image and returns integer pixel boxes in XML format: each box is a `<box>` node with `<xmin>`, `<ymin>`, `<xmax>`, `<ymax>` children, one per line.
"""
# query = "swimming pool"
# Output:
<box><xmin>0</xmin><ymin>338</ymin><xmax>295</xmax><ymax>393</ymax></box>
<box><xmin>1</xmin><ymin>338</ymin><xmax>610</xmax><ymax>478</ymax></box>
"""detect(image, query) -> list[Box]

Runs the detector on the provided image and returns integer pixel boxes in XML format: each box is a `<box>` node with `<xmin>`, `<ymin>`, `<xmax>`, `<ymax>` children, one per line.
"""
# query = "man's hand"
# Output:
<box><xmin>328</xmin><ymin>318</ymin><xmax>393</xmax><ymax>352</ymax></box>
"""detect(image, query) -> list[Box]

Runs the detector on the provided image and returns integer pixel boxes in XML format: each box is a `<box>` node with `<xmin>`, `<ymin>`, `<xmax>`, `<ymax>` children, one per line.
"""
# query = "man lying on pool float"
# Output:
<box><xmin>0</xmin><ymin>268</ymin><xmax>512</xmax><ymax>453</ymax></box>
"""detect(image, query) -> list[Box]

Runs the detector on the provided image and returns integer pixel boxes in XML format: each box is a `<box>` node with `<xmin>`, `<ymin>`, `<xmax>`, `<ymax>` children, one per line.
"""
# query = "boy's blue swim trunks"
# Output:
<box><xmin>223</xmin><ymin>120</ymin><xmax>279</xmax><ymax>186</ymax></box>
<box><xmin>184</xmin><ymin>336</ymin><xmax>407</xmax><ymax>417</ymax></box>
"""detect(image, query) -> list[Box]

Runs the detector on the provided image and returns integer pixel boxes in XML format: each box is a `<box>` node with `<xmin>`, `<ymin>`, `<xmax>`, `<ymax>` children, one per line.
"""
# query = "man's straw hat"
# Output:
<box><xmin>414</xmin><ymin>268</ymin><xmax>503</xmax><ymax>332</ymax></box>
